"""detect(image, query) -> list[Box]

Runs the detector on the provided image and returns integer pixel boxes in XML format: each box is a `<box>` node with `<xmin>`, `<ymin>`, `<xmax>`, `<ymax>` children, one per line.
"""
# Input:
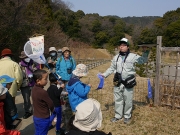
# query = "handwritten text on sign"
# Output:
<box><xmin>30</xmin><ymin>40</ymin><xmax>43</xmax><ymax>54</ymax></box>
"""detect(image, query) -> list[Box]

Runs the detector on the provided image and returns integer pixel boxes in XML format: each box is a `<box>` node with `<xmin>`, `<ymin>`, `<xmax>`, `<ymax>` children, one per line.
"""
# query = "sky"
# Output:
<box><xmin>65</xmin><ymin>0</ymin><xmax>180</xmax><ymax>17</ymax></box>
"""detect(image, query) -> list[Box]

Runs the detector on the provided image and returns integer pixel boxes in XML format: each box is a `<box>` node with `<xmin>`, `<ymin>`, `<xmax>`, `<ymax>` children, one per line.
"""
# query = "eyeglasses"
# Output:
<box><xmin>58</xmin><ymin>51</ymin><xmax>62</xmax><ymax>53</ymax></box>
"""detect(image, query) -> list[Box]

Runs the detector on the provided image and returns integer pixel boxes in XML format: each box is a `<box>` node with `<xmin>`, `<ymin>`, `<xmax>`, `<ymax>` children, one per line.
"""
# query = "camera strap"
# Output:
<box><xmin>116</xmin><ymin>50</ymin><xmax>130</xmax><ymax>73</ymax></box>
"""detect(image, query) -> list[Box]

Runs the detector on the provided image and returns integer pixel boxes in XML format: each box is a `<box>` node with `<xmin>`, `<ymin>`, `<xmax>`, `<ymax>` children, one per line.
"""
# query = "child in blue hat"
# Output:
<box><xmin>0</xmin><ymin>75</ymin><xmax>18</xmax><ymax>129</ymax></box>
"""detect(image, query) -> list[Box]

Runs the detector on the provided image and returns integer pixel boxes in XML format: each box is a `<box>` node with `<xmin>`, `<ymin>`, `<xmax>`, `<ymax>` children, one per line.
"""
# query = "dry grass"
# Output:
<box><xmin>80</xmin><ymin>62</ymin><xmax>180</xmax><ymax>135</ymax></box>
<box><xmin>161</xmin><ymin>52</ymin><xmax>180</xmax><ymax>64</ymax></box>
<box><xmin>70</xmin><ymin>48</ymin><xmax>112</xmax><ymax>60</ymax></box>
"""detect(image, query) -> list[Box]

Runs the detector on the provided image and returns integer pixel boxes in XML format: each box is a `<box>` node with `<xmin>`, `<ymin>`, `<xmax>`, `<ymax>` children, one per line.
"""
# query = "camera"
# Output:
<box><xmin>113</xmin><ymin>72</ymin><xmax>122</xmax><ymax>87</ymax></box>
<box><xmin>28</xmin><ymin>74</ymin><xmax>33</xmax><ymax>83</ymax></box>
<box><xmin>67</xmin><ymin>68</ymin><xmax>72</xmax><ymax>74</ymax></box>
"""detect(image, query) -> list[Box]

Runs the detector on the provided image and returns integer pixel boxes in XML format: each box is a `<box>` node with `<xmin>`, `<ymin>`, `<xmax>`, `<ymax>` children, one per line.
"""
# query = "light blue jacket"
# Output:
<box><xmin>56</xmin><ymin>56</ymin><xmax>76</xmax><ymax>81</ymax></box>
<box><xmin>103</xmin><ymin>51</ymin><xmax>150</xmax><ymax>80</ymax></box>
<box><xmin>66</xmin><ymin>77</ymin><xmax>91</xmax><ymax>112</ymax></box>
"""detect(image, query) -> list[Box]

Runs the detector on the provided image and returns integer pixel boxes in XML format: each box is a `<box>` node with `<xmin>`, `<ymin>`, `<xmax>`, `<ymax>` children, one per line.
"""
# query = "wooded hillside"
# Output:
<box><xmin>0</xmin><ymin>0</ymin><xmax>180</xmax><ymax>60</ymax></box>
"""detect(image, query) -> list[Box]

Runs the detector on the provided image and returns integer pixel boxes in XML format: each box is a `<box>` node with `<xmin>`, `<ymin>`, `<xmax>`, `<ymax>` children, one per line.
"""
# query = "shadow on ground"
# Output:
<box><xmin>20</xmin><ymin>123</ymin><xmax>34</xmax><ymax>135</ymax></box>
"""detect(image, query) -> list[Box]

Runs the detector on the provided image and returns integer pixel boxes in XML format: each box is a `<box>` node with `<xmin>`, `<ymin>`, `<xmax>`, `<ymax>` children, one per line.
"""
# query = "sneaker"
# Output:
<box><xmin>124</xmin><ymin>118</ymin><xmax>131</xmax><ymax>124</ymax></box>
<box><xmin>110</xmin><ymin>117</ymin><xmax>122</xmax><ymax>122</ymax></box>
<box><xmin>23</xmin><ymin>112</ymin><xmax>32</xmax><ymax>119</ymax></box>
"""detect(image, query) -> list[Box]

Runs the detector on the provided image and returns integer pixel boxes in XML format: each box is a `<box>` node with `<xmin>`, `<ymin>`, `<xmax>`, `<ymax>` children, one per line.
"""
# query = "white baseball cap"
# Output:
<box><xmin>119</xmin><ymin>38</ymin><xmax>130</xmax><ymax>46</ymax></box>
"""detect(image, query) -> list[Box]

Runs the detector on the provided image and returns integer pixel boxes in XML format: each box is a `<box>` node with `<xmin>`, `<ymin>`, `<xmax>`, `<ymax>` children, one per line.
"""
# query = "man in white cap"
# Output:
<box><xmin>101</xmin><ymin>38</ymin><xmax>150</xmax><ymax>124</ymax></box>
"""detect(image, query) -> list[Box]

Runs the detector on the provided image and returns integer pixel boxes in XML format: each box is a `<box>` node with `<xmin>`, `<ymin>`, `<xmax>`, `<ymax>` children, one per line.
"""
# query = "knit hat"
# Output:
<box><xmin>49</xmin><ymin>47</ymin><xmax>57</xmax><ymax>52</ymax></box>
<box><xmin>61</xmin><ymin>47</ymin><xmax>71</xmax><ymax>53</ymax></box>
<box><xmin>72</xmin><ymin>64</ymin><xmax>88</xmax><ymax>77</ymax></box>
<box><xmin>0</xmin><ymin>75</ymin><xmax>15</xmax><ymax>87</ymax></box>
<box><xmin>73</xmin><ymin>98</ymin><xmax>102</xmax><ymax>132</ymax></box>
<box><xmin>119</xmin><ymin>38</ymin><xmax>130</xmax><ymax>46</ymax></box>
<box><xmin>0</xmin><ymin>83</ymin><xmax>7</xmax><ymax>96</ymax></box>
<box><xmin>19</xmin><ymin>51</ymin><xmax>27</xmax><ymax>59</ymax></box>
<box><xmin>1</xmin><ymin>48</ymin><xmax>12</xmax><ymax>56</ymax></box>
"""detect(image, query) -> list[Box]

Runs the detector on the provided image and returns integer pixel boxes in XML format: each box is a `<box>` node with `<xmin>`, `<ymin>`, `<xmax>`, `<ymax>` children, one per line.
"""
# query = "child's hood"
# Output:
<box><xmin>66</xmin><ymin>77</ymin><xmax>80</xmax><ymax>92</ymax></box>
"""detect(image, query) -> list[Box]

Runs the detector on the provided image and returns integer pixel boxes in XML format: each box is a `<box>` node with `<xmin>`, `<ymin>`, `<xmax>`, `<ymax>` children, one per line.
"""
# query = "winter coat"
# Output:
<box><xmin>0</xmin><ymin>57</ymin><xmax>23</xmax><ymax>97</ymax></box>
<box><xmin>103</xmin><ymin>51</ymin><xmax>150</xmax><ymax>80</ymax></box>
<box><xmin>56</xmin><ymin>56</ymin><xmax>76</xmax><ymax>81</ymax></box>
<box><xmin>66</xmin><ymin>77</ymin><xmax>90</xmax><ymax>112</ymax></box>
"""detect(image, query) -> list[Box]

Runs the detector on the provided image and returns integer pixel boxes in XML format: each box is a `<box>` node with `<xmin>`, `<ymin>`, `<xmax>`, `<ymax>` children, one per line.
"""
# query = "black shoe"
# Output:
<box><xmin>23</xmin><ymin>112</ymin><xmax>32</xmax><ymax>119</ymax></box>
<box><xmin>124</xmin><ymin>118</ymin><xmax>131</xmax><ymax>124</ymax></box>
<box><xmin>110</xmin><ymin>117</ymin><xmax>122</xmax><ymax>122</ymax></box>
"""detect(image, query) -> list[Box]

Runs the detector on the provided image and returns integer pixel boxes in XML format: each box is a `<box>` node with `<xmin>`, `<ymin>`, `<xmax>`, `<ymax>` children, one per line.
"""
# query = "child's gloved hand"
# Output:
<box><xmin>88</xmin><ymin>84</ymin><xmax>91</xmax><ymax>87</ymax></box>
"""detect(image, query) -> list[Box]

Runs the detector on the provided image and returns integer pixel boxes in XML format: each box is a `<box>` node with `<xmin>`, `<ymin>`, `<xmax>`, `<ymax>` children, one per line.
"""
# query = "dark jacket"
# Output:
<box><xmin>47</xmin><ymin>84</ymin><xmax>63</xmax><ymax>107</ymax></box>
<box><xmin>32</xmin><ymin>85</ymin><xmax>54</xmax><ymax>118</ymax></box>
<box><xmin>3</xmin><ymin>92</ymin><xmax>18</xmax><ymax>129</ymax></box>
<box><xmin>66</xmin><ymin>128</ymin><xmax>112</xmax><ymax>135</ymax></box>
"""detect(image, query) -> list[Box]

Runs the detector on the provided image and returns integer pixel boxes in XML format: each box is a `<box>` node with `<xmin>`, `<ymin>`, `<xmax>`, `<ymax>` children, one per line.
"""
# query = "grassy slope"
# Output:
<box><xmin>70</xmin><ymin>48</ymin><xmax>112</xmax><ymax>60</ymax></box>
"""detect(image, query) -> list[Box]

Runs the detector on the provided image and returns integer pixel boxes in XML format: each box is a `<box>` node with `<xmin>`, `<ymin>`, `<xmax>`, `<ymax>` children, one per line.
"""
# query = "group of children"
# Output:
<box><xmin>31</xmin><ymin>63</ymin><xmax>91</xmax><ymax>135</ymax></box>
<box><xmin>0</xmin><ymin>46</ymin><xmax>94</xmax><ymax>135</ymax></box>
